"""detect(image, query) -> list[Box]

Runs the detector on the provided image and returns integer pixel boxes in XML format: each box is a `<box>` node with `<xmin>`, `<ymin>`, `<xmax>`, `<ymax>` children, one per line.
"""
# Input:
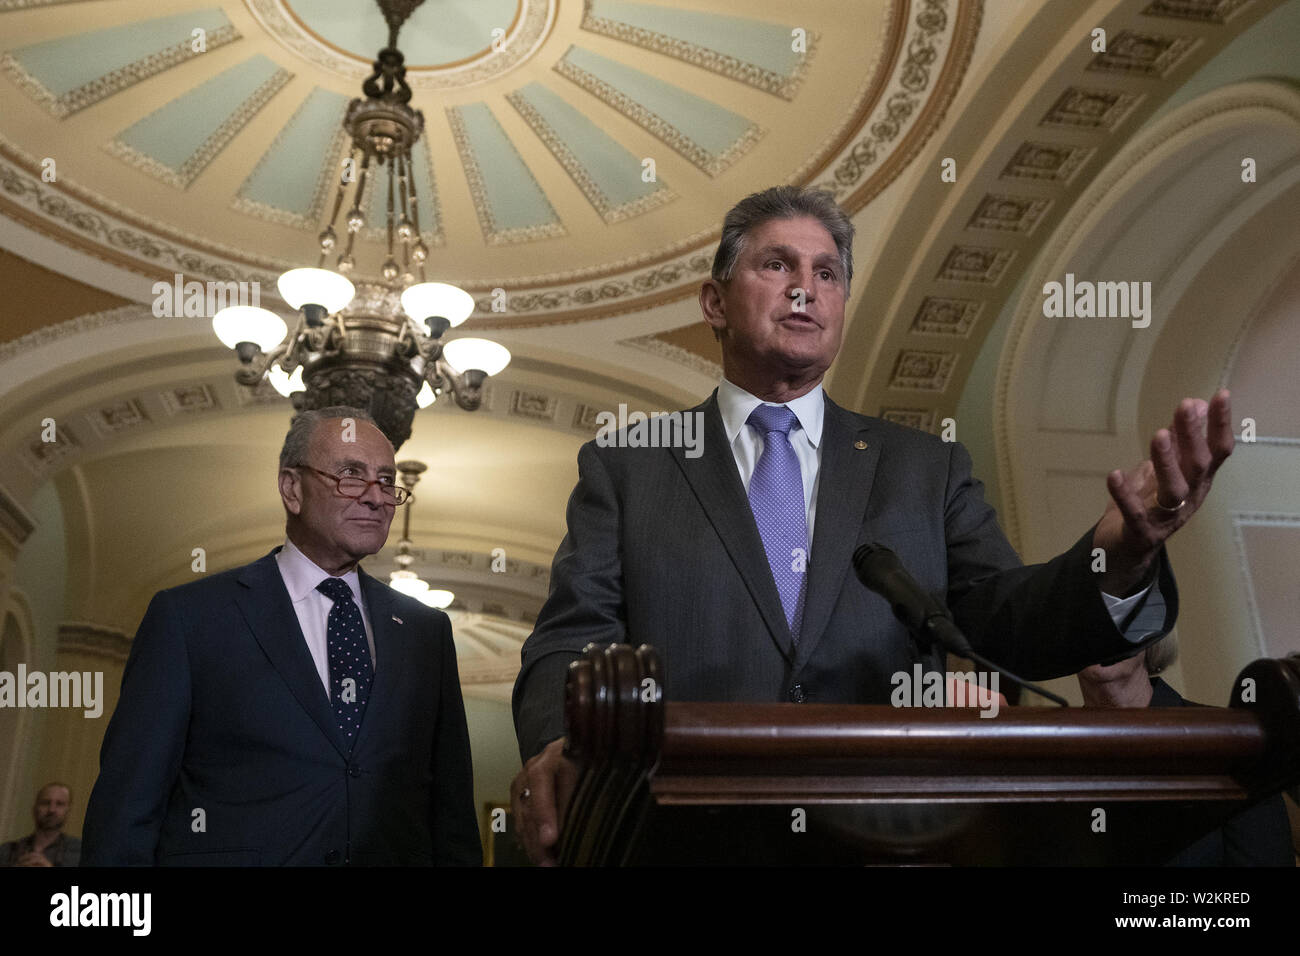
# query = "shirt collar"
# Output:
<box><xmin>276</xmin><ymin>537</ymin><xmax>364</xmax><ymax>605</ymax></box>
<box><xmin>717</xmin><ymin>376</ymin><xmax>824</xmax><ymax>447</ymax></box>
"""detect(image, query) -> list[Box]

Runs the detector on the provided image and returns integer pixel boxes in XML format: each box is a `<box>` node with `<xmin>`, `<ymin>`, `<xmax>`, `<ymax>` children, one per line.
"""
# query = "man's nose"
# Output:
<box><xmin>359</xmin><ymin>480</ymin><xmax>388</xmax><ymax>507</ymax></box>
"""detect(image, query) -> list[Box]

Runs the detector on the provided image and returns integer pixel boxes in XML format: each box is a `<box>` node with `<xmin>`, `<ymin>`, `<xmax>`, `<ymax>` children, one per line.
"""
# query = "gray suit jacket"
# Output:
<box><xmin>513</xmin><ymin>391</ymin><xmax>1177</xmax><ymax>759</ymax></box>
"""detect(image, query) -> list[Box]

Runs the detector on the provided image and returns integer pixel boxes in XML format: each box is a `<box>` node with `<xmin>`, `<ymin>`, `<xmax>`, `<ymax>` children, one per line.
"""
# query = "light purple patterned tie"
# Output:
<box><xmin>746</xmin><ymin>404</ymin><xmax>808</xmax><ymax>643</ymax></box>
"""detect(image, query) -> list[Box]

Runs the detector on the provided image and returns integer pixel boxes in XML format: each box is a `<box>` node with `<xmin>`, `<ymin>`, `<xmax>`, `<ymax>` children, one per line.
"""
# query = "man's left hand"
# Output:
<box><xmin>1093</xmin><ymin>390</ymin><xmax>1234</xmax><ymax>596</ymax></box>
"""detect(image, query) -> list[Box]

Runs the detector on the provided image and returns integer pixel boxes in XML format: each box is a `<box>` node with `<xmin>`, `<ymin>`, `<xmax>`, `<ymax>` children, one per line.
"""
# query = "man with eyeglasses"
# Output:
<box><xmin>83</xmin><ymin>406</ymin><xmax>481</xmax><ymax>866</ymax></box>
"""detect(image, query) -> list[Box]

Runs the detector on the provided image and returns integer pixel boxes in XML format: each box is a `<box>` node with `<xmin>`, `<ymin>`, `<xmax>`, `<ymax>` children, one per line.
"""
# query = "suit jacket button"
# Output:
<box><xmin>790</xmin><ymin>683</ymin><xmax>805</xmax><ymax>703</ymax></box>
<box><xmin>324</xmin><ymin>849</ymin><xmax>341</xmax><ymax>865</ymax></box>
<box><xmin>348</xmin><ymin>765</ymin><xmax>361</xmax><ymax>778</ymax></box>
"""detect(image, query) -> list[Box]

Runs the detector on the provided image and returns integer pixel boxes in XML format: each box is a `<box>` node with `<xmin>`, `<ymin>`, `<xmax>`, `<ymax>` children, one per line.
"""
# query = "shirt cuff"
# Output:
<box><xmin>1100</xmin><ymin>581</ymin><xmax>1168</xmax><ymax>643</ymax></box>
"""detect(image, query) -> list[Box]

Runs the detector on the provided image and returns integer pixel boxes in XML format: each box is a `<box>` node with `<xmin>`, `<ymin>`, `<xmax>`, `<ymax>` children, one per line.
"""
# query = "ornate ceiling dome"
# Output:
<box><xmin>0</xmin><ymin>0</ymin><xmax>977</xmax><ymax>326</ymax></box>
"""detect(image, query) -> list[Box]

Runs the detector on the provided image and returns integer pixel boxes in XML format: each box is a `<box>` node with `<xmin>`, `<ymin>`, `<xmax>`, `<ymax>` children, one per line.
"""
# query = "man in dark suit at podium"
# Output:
<box><xmin>83</xmin><ymin>407</ymin><xmax>481</xmax><ymax>866</ymax></box>
<box><xmin>510</xmin><ymin>185</ymin><xmax>1235</xmax><ymax>864</ymax></box>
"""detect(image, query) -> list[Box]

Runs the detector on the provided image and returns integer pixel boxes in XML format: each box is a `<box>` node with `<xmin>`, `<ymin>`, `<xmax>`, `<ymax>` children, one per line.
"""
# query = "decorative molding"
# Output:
<box><xmin>0</xmin><ymin>306</ymin><xmax>153</xmax><ymax>364</ymax></box>
<box><xmin>572</xmin><ymin>403</ymin><xmax>604</xmax><ymax>433</ymax></box>
<box><xmin>910</xmin><ymin>296</ymin><xmax>982</xmax><ymax>337</ymax></box>
<box><xmin>1</xmin><ymin>24</ymin><xmax>241</xmax><ymax>119</ymax></box>
<box><xmin>1041</xmin><ymin>87</ymin><xmax>1143</xmax><ymax>131</ymax></box>
<box><xmin>937</xmin><ymin>245</ymin><xmax>1014</xmax><ymax>284</ymax></box>
<box><xmin>888</xmin><ymin>350</ymin><xmax>957</xmax><ymax>391</ymax></box>
<box><xmin>158</xmin><ymin>385</ymin><xmax>219</xmax><ymax>415</ymax></box>
<box><xmin>0</xmin><ymin>141</ymin><xmax>290</xmax><ymax>286</ymax></box>
<box><xmin>506</xmin><ymin>87</ymin><xmax>675</xmax><ymax>224</ymax></box>
<box><xmin>879</xmin><ymin>408</ymin><xmax>937</xmax><ymax>431</ymax></box>
<box><xmin>1142</xmin><ymin>0</ymin><xmax>1255</xmax><ymax>24</ymax></box>
<box><xmin>966</xmin><ymin>194</ymin><xmax>1052</xmax><ymax>234</ymax></box>
<box><xmin>579</xmin><ymin>0</ymin><xmax>816</xmax><ymax>100</ymax></box>
<box><xmin>994</xmin><ymin>82</ymin><xmax>1300</xmax><ymax>553</ymax></box>
<box><xmin>85</xmin><ymin>399</ymin><xmax>151</xmax><ymax>438</ymax></box>
<box><xmin>0</xmin><ymin>483</ymin><xmax>37</xmax><ymax>548</ymax></box>
<box><xmin>57</xmin><ymin>622</ymin><xmax>132</xmax><ymax>663</ymax></box>
<box><xmin>509</xmin><ymin>389</ymin><xmax>557</xmax><ymax>421</ymax></box>
<box><xmin>1086</xmin><ymin>31</ymin><xmax>1200</xmax><ymax>78</ymax></box>
<box><xmin>621</xmin><ymin>334</ymin><xmax>722</xmax><ymax>381</ymax></box>
<box><xmin>554</xmin><ymin>52</ymin><xmax>763</xmax><ymax>178</ymax></box>
<box><xmin>245</xmin><ymin>0</ymin><xmax>556</xmax><ymax>91</ymax></box>
<box><xmin>104</xmin><ymin>68</ymin><xmax>292</xmax><ymax>189</ymax></box>
<box><xmin>472</xmin><ymin>253</ymin><xmax>713</xmax><ymax>318</ymax></box>
<box><xmin>21</xmin><ymin>422</ymin><xmax>79</xmax><ymax>477</ymax></box>
<box><xmin>232</xmin><ymin>116</ymin><xmax>350</xmax><ymax>231</ymax></box>
<box><xmin>1000</xmin><ymin>141</ymin><xmax>1095</xmax><ymax>184</ymax></box>
<box><xmin>446</xmin><ymin>105</ymin><xmax>566</xmax><ymax>245</ymax></box>
<box><xmin>810</xmin><ymin>0</ymin><xmax>956</xmax><ymax>200</ymax></box>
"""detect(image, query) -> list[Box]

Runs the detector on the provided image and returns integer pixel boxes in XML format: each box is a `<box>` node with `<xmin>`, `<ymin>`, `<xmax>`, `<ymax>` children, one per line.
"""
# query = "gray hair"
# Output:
<box><xmin>1143</xmin><ymin>634</ymin><xmax>1178</xmax><ymax>676</ymax></box>
<box><xmin>711</xmin><ymin>185</ymin><xmax>856</xmax><ymax>296</ymax></box>
<box><xmin>279</xmin><ymin>406</ymin><xmax>378</xmax><ymax>471</ymax></box>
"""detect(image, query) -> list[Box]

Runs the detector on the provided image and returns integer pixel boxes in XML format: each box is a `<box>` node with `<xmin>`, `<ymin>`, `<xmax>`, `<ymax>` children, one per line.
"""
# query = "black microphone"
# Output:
<box><xmin>852</xmin><ymin>542</ymin><xmax>973</xmax><ymax>657</ymax></box>
<box><xmin>851</xmin><ymin>542</ymin><xmax>1069</xmax><ymax>707</ymax></box>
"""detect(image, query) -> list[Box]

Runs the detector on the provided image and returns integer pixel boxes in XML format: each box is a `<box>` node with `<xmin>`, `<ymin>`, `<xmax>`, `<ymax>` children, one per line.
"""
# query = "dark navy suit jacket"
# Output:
<box><xmin>82</xmin><ymin>548</ymin><xmax>481</xmax><ymax>866</ymax></box>
<box><xmin>514</xmin><ymin>390</ymin><xmax>1178</xmax><ymax>759</ymax></box>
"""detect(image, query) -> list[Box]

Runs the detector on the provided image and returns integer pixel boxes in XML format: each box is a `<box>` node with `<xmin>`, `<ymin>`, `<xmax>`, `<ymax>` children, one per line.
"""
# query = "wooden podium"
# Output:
<box><xmin>556</xmin><ymin>644</ymin><xmax>1300</xmax><ymax>865</ymax></box>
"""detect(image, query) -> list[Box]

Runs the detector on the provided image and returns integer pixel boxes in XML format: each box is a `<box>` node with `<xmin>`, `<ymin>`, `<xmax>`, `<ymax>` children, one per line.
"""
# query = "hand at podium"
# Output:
<box><xmin>510</xmin><ymin>737</ymin><xmax>577</xmax><ymax>865</ymax></box>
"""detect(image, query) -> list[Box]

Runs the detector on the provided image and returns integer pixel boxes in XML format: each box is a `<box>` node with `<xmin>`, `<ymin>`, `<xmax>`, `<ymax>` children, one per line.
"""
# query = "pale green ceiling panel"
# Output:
<box><xmin>583</xmin><ymin>0</ymin><xmax>808</xmax><ymax>98</ymax></box>
<box><xmin>448</xmin><ymin>102</ymin><xmax>563</xmax><ymax>245</ymax></box>
<box><xmin>234</xmin><ymin>87</ymin><xmax>350</xmax><ymax>228</ymax></box>
<box><xmin>508</xmin><ymin>81</ymin><xmax>672</xmax><ymax>223</ymax></box>
<box><xmin>108</xmin><ymin>55</ymin><xmax>291</xmax><ymax>189</ymax></box>
<box><xmin>556</xmin><ymin>45</ymin><xmax>762</xmax><ymax>176</ymax></box>
<box><xmin>1</xmin><ymin>9</ymin><xmax>239</xmax><ymax>117</ymax></box>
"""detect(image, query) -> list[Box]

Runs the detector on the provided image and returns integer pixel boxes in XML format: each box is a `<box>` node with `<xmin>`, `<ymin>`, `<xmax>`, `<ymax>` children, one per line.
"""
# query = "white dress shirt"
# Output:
<box><xmin>275</xmin><ymin>537</ymin><xmax>377</xmax><ymax>696</ymax></box>
<box><xmin>715</xmin><ymin>377</ymin><xmax>1155</xmax><ymax>639</ymax></box>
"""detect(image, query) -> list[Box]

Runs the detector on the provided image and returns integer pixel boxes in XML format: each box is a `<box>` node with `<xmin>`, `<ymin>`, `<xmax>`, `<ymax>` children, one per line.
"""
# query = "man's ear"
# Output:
<box><xmin>279</xmin><ymin>467</ymin><xmax>303</xmax><ymax>516</ymax></box>
<box><xmin>700</xmin><ymin>278</ymin><xmax>726</xmax><ymax>339</ymax></box>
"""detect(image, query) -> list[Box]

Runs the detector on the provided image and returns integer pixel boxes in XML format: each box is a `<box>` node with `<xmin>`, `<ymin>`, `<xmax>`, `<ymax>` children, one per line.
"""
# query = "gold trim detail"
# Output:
<box><xmin>579</xmin><ymin>0</ymin><xmax>815</xmax><ymax>101</ymax></box>
<box><xmin>104</xmin><ymin>68</ymin><xmax>292</xmax><ymax>189</ymax></box>
<box><xmin>506</xmin><ymin>88</ymin><xmax>675</xmax><ymax>224</ymax></box>
<box><xmin>244</xmin><ymin>0</ymin><xmax>556</xmax><ymax>91</ymax></box>
<box><xmin>446</xmin><ymin>105</ymin><xmax>566</xmax><ymax>245</ymax></box>
<box><xmin>553</xmin><ymin>52</ymin><xmax>763</xmax><ymax>178</ymax></box>
<box><xmin>1</xmin><ymin>25</ymin><xmax>241</xmax><ymax>119</ymax></box>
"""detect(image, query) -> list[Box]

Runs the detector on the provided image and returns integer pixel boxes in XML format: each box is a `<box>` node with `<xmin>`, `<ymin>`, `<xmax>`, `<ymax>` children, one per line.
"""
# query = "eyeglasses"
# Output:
<box><xmin>295</xmin><ymin>464</ymin><xmax>411</xmax><ymax>505</ymax></box>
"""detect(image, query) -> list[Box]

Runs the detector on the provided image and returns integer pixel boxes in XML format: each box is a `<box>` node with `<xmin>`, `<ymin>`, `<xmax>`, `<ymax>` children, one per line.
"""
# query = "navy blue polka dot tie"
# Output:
<box><xmin>316</xmin><ymin>577</ymin><xmax>372</xmax><ymax>743</ymax></box>
<box><xmin>746</xmin><ymin>404</ymin><xmax>809</xmax><ymax>644</ymax></box>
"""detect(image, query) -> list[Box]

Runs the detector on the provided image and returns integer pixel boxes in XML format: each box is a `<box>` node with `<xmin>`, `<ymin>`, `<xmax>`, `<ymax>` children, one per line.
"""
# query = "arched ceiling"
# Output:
<box><xmin>0</xmin><ymin>0</ymin><xmax>974</xmax><ymax>325</ymax></box>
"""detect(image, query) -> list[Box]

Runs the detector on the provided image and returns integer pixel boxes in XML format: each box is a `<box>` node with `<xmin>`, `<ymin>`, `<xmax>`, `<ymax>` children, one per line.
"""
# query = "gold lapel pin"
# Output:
<box><xmin>854</xmin><ymin>440</ymin><xmax>868</xmax><ymax>450</ymax></box>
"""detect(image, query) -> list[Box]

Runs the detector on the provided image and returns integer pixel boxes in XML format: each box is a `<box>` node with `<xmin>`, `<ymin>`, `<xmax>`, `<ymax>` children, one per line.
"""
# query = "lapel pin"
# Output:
<box><xmin>854</xmin><ymin>440</ymin><xmax>868</xmax><ymax>450</ymax></box>
<box><xmin>392</xmin><ymin>615</ymin><xmax>403</xmax><ymax>625</ymax></box>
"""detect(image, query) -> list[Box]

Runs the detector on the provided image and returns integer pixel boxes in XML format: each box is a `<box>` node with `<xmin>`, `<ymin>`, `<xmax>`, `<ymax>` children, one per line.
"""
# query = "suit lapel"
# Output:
<box><xmin>352</xmin><ymin>567</ymin><xmax>396</xmax><ymax>752</ymax></box>
<box><xmin>670</xmin><ymin>392</ymin><xmax>794</xmax><ymax>660</ymax></box>
<box><xmin>794</xmin><ymin>395</ymin><xmax>880</xmax><ymax>671</ymax></box>
<box><xmin>235</xmin><ymin>550</ymin><xmax>348</xmax><ymax>757</ymax></box>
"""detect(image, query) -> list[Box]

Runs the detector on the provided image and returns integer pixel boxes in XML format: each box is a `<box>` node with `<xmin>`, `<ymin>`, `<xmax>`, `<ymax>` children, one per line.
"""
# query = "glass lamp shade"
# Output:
<box><xmin>277</xmin><ymin>268</ymin><xmax>355</xmax><ymax>314</ymax></box>
<box><xmin>388</xmin><ymin>570</ymin><xmax>429</xmax><ymax>597</ymax></box>
<box><xmin>419</xmin><ymin>589</ymin><xmax>455</xmax><ymax>609</ymax></box>
<box><xmin>442</xmin><ymin>338</ymin><xmax>510</xmax><ymax>377</ymax></box>
<box><xmin>416</xmin><ymin>380</ymin><xmax>436</xmax><ymax>408</ymax></box>
<box><xmin>400</xmin><ymin>282</ymin><xmax>474</xmax><ymax>328</ymax></box>
<box><xmin>266</xmin><ymin>363</ymin><xmax>305</xmax><ymax>397</ymax></box>
<box><xmin>212</xmin><ymin>306</ymin><xmax>287</xmax><ymax>352</ymax></box>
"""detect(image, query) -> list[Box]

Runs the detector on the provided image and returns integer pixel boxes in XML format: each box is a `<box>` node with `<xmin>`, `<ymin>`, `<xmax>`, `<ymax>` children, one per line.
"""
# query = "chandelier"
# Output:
<box><xmin>211</xmin><ymin>0</ymin><xmax>508</xmax><ymax>450</ymax></box>
<box><xmin>387</xmin><ymin>460</ymin><xmax>454</xmax><ymax>609</ymax></box>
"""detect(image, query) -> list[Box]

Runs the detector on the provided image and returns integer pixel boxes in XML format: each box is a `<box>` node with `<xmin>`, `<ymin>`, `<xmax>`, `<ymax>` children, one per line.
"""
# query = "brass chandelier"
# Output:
<box><xmin>212</xmin><ymin>0</ymin><xmax>508</xmax><ymax>450</ymax></box>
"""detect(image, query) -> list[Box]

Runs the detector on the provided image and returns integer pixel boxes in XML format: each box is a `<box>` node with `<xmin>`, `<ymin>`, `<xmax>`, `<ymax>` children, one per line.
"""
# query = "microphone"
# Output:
<box><xmin>852</xmin><ymin>542</ymin><xmax>1068</xmax><ymax>707</ymax></box>
<box><xmin>852</xmin><ymin>542</ymin><xmax>973</xmax><ymax>657</ymax></box>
